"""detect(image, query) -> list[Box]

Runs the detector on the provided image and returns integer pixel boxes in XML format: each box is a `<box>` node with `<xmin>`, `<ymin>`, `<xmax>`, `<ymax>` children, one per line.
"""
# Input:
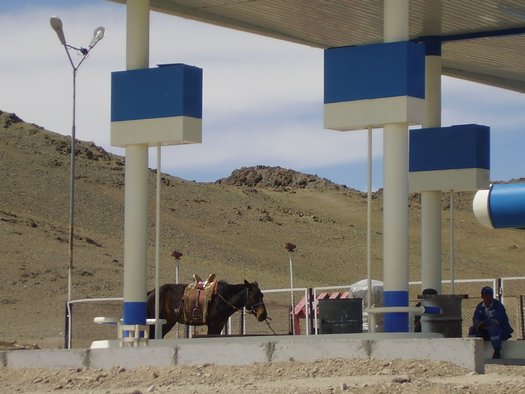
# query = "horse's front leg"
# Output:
<box><xmin>207</xmin><ymin>319</ymin><xmax>227</xmax><ymax>336</ymax></box>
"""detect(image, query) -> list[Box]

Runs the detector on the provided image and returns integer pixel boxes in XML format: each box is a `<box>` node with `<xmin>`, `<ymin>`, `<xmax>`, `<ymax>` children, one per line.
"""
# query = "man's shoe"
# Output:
<box><xmin>492</xmin><ymin>349</ymin><xmax>501</xmax><ymax>359</ymax></box>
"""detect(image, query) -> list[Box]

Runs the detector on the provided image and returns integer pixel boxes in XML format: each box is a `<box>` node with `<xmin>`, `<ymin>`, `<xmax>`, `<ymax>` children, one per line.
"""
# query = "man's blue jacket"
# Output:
<box><xmin>472</xmin><ymin>298</ymin><xmax>514</xmax><ymax>339</ymax></box>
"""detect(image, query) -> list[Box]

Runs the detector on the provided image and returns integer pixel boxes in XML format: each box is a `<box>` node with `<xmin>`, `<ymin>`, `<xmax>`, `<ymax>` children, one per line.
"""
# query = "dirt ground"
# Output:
<box><xmin>1</xmin><ymin>356</ymin><xmax>525</xmax><ymax>393</ymax></box>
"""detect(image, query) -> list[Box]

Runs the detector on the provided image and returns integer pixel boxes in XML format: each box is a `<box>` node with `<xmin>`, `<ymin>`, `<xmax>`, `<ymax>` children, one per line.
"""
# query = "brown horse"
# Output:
<box><xmin>146</xmin><ymin>280</ymin><xmax>268</xmax><ymax>338</ymax></box>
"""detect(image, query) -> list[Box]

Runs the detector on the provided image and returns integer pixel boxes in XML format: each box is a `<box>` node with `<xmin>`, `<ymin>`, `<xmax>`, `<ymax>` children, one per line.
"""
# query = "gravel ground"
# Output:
<box><xmin>1</xmin><ymin>357</ymin><xmax>525</xmax><ymax>393</ymax></box>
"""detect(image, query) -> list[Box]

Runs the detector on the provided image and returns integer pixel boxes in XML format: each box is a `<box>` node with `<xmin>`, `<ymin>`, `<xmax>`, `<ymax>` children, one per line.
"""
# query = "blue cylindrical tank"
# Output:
<box><xmin>489</xmin><ymin>183</ymin><xmax>525</xmax><ymax>229</ymax></box>
<box><xmin>473</xmin><ymin>183</ymin><xmax>525</xmax><ymax>229</ymax></box>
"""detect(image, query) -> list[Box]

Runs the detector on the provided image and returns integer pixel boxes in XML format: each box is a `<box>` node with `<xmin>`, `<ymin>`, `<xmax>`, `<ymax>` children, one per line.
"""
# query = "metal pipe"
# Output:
<box><xmin>289</xmin><ymin>253</ymin><xmax>295</xmax><ymax>334</ymax></box>
<box><xmin>154</xmin><ymin>145</ymin><xmax>161</xmax><ymax>339</ymax></box>
<box><xmin>366</xmin><ymin>126</ymin><xmax>373</xmax><ymax>323</ymax></box>
<box><xmin>366</xmin><ymin>306</ymin><xmax>441</xmax><ymax>315</ymax></box>
<box><xmin>450</xmin><ymin>191</ymin><xmax>455</xmax><ymax>294</ymax></box>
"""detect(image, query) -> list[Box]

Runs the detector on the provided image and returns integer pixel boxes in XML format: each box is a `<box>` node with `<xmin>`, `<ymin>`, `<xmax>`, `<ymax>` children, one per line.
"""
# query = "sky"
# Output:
<box><xmin>1</xmin><ymin>0</ymin><xmax>524</xmax><ymax>191</ymax></box>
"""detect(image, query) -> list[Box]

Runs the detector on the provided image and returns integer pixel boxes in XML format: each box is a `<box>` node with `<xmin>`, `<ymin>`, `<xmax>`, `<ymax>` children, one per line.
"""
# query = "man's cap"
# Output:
<box><xmin>481</xmin><ymin>286</ymin><xmax>494</xmax><ymax>295</ymax></box>
<box><xmin>422</xmin><ymin>288</ymin><xmax>438</xmax><ymax>295</ymax></box>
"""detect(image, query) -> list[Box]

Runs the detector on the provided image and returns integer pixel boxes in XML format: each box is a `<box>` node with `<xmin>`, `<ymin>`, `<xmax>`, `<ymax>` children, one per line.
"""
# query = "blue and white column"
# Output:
<box><xmin>382</xmin><ymin>0</ymin><xmax>410</xmax><ymax>332</ymax></box>
<box><xmin>122</xmin><ymin>0</ymin><xmax>150</xmax><ymax>328</ymax></box>
<box><xmin>420</xmin><ymin>41</ymin><xmax>443</xmax><ymax>294</ymax></box>
<box><xmin>410</xmin><ymin>123</ymin><xmax>491</xmax><ymax>298</ymax></box>
<box><xmin>111</xmin><ymin>0</ymin><xmax>203</xmax><ymax>330</ymax></box>
<box><xmin>324</xmin><ymin>0</ymin><xmax>425</xmax><ymax>332</ymax></box>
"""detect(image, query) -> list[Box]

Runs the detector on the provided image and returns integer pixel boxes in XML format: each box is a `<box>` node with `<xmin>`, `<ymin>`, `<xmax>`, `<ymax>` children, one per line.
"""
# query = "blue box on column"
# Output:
<box><xmin>409</xmin><ymin>124</ymin><xmax>490</xmax><ymax>192</ymax></box>
<box><xmin>324</xmin><ymin>41</ymin><xmax>425</xmax><ymax>131</ymax></box>
<box><xmin>111</xmin><ymin>63</ymin><xmax>202</xmax><ymax>147</ymax></box>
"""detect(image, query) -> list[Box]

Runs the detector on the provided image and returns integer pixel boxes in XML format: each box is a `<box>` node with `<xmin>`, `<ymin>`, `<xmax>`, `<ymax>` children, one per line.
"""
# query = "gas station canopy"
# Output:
<box><xmin>111</xmin><ymin>0</ymin><xmax>525</xmax><ymax>93</ymax></box>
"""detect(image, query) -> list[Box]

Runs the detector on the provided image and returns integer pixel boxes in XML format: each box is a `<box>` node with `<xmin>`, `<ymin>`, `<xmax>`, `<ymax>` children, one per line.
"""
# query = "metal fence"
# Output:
<box><xmin>65</xmin><ymin>298</ymin><xmax>123</xmax><ymax>349</ymax></box>
<box><xmin>66</xmin><ymin>277</ymin><xmax>525</xmax><ymax>348</ymax></box>
<box><xmin>408</xmin><ymin>277</ymin><xmax>525</xmax><ymax>340</ymax></box>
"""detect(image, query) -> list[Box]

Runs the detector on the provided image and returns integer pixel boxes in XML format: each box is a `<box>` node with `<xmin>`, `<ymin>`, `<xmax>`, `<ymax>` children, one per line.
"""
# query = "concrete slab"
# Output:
<box><xmin>272</xmin><ymin>336</ymin><xmax>368</xmax><ymax>362</ymax></box>
<box><xmin>6</xmin><ymin>349</ymin><xmax>88</xmax><ymax>369</ymax></box>
<box><xmin>89</xmin><ymin>346</ymin><xmax>176</xmax><ymax>369</ymax></box>
<box><xmin>371</xmin><ymin>338</ymin><xmax>485</xmax><ymax>374</ymax></box>
<box><xmin>176</xmin><ymin>338</ymin><xmax>269</xmax><ymax>366</ymax></box>
<box><xmin>0</xmin><ymin>334</ymin><xmax>496</xmax><ymax>373</ymax></box>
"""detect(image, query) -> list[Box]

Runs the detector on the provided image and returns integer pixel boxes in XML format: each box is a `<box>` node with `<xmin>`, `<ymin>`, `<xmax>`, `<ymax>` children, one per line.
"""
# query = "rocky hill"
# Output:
<box><xmin>1</xmin><ymin>110</ymin><xmax>524</xmax><ymax>347</ymax></box>
<box><xmin>217</xmin><ymin>165</ymin><xmax>345</xmax><ymax>191</ymax></box>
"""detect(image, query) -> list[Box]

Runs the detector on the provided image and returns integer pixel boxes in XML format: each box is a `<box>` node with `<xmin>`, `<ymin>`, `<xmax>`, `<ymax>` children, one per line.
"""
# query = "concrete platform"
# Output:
<box><xmin>1</xmin><ymin>333</ymin><xmax>491</xmax><ymax>373</ymax></box>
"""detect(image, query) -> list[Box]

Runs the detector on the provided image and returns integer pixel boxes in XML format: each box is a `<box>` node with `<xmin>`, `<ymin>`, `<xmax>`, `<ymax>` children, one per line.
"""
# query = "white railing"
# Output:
<box><xmin>66</xmin><ymin>277</ymin><xmax>525</xmax><ymax>347</ymax></box>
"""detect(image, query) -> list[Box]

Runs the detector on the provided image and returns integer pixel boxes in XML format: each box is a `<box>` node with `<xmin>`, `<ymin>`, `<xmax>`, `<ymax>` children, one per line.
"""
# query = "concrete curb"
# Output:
<box><xmin>1</xmin><ymin>335</ymin><xmax>487</xmax><ymax>373</ymax></box>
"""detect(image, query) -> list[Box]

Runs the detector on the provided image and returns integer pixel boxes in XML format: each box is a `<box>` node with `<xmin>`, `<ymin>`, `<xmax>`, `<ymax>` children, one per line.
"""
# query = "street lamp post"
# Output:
<box><xmin>50</xmin><ymin>16</ymin><xmax>104</xmax><ymax>349</ymax></box>
<box><xmin>50</xmin><ymin>17</ymin><xmax>105</xmax><ymax>304</ymax></box>
<box><xmin>49</xmin><ymin>16</ymin><xmax>105</xmax><ymax>310</ymax></box>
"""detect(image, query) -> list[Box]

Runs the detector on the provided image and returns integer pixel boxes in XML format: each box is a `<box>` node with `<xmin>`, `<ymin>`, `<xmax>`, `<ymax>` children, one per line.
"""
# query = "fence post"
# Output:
<box><xmin>240</xmin><ymin>308</ymin><xmax>245</xmax><ymax>335</ymax></box>
<box><xmin>64</xmin><ymin>302</ymin><xmax>71</xmax><ymax>349</ymax></box>
<box><xmin>518</xmin><ymin>295</ymin><xmax>525</xmax><ymax>339</ymax></box>
<box><xmin>307</xmin><ymin>288</ymin><xmax>315</xmax><ymax>335</ymax></box>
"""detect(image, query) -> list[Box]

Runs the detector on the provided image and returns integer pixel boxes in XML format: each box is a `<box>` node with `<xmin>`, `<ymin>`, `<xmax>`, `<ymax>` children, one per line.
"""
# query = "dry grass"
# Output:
<box><xmin>1</xmin><ymin>110</ymin><xmax>524</xmax><ymax>346</ymax></box>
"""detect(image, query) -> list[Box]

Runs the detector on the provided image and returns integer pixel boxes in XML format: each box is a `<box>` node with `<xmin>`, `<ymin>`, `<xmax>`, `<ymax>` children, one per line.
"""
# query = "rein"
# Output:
<box><xmin>216</xmin><ymin>287</ymin><xmax>264</xmax><ymax>314</ymax></box>
<box><xmin>216</xmin><ymin>287</ymin><xmax>256</xmax><ymax>312</ymax></box>
<box><xmin>265</xmin><ymin>317</ymin><xmax>276</xmax><ymax>334</ymax></box>
<box><xmin>215</xmin><ymin>289</ymin><xmax>243</xmax><ymax>311</ymax></box>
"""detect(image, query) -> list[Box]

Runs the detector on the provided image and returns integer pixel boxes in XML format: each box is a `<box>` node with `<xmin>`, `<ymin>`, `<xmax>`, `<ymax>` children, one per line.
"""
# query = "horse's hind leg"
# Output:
<box><xmin>149</xmin><ymin>325</ymin><xmax>156</xmax><ymax>339</ymax></box>
<box><xmin>162</xmin><ymin>322</ymin><xmax>175</xmax><ymax>338</ymax></box>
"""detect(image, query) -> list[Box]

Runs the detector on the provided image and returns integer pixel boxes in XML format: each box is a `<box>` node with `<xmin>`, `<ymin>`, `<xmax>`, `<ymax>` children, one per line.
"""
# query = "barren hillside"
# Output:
<box><xmin>1</xmin><ymin>110</ymin><xmax>524</xmax><ymax>346</ymax></box>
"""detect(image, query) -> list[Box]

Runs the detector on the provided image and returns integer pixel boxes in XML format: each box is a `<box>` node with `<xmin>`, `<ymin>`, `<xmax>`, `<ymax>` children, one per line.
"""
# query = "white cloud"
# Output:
<box><xmin>442</xmin><ymin>76</ymin><xmax>525</xmax><ymax>131</ymax></box>
<box><xmin>1</xmin><ymin>2</ymin><xmax>523</xmax><ymax>189</ymax></box>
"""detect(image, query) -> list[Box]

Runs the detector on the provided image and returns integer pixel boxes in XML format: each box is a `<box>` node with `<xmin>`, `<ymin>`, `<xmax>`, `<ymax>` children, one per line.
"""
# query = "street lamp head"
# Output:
<box><xmin>89</xmin><ymin>26</ymin><xmax>105</xmax><ymax>49</ymax></box>
<box><xmin>50</xmin><ymin>16</ymin><xmax>66</xmax><ymax>45</ymax></box>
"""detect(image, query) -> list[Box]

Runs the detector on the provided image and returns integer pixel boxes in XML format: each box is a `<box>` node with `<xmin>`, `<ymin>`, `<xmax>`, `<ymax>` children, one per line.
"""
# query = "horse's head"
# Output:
<box><xmin>244</xmin><ymin>280</ymin><xmax>268</xmax><ymax>322</ymax></box>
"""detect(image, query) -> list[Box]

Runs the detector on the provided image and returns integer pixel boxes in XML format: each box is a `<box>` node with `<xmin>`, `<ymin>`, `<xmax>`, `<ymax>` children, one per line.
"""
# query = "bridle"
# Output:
<box><xmin>216</xmin><ymin>287</ymin><xmax>262</xmax><ymax>314</ymax></box>
<box><xmin>215</xmin><ymin>285</ymin><xmax>276</xmax><ymax>334</ymax></box>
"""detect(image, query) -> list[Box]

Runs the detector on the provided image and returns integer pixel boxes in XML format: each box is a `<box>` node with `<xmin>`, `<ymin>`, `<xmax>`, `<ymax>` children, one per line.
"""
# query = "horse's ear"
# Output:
<box><xmin>253</xmin><ymin>281</ymin><xmax>258</xmax><ymax>287</ymax></box>
<box><xmin>244</xmin><ymin>279</ymin><xmax>250</xmax><ymax>286</ymax></box>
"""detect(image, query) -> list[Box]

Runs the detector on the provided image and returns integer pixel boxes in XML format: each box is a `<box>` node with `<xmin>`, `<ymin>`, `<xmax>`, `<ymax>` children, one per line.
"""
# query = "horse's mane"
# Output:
<box><xmin>216</xmin><ymin>280</ymin><xmax>245</xmax><ymax>294</ymax></box>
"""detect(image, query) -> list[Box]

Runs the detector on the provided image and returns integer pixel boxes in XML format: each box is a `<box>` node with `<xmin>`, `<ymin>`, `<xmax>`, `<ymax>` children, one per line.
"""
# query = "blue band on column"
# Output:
<box><xmin>123</xmin><ymin>302</ymin><xmax>147</xmax><ymax>325</ymax></box>
<box><xmin>383</xmin><ymin>290</ymin><xmax>409</xmax><ymax>332</ymax></box>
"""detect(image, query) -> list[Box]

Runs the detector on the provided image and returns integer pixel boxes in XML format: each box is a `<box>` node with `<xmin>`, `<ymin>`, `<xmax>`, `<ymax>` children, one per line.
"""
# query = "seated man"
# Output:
<box><xmin>468</xmin><ymin>286</ymin><xmax>514</xmax><ymax>359</ymax></box>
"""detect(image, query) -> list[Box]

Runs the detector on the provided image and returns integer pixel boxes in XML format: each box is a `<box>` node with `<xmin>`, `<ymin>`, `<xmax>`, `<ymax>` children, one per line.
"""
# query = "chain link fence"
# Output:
<box><xmin>66</xmin><ymin>298</ymin><xmax>123</xmax><ymax>349</ymax></box>
<box><xmin>66</xmin><ymin>277</ymin><xmax>525</xmax><ymax>348</ymax></box>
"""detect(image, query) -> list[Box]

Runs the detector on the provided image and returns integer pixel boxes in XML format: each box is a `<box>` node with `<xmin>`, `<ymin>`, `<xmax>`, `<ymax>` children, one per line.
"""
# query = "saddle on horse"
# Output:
<box><xmin>181</xmin><ymin>273</ymin><xmax>217</xmax><ymax>325</ymax></box>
